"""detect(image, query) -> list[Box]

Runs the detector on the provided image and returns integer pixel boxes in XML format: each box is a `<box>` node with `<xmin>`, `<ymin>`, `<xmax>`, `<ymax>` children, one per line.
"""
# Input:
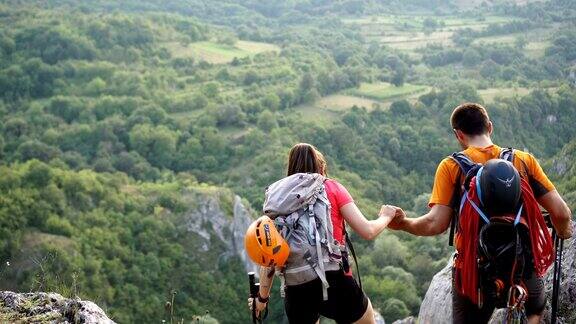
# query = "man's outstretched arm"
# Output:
<box><xmin>389</xmin><ymin>204</ymin><xmax>453</xmax><ymax>236</ymax></box>
<box><xmin>537</xmin><ymin>190</ymin><xmax>573</xmax><ymax>239</ymax></box>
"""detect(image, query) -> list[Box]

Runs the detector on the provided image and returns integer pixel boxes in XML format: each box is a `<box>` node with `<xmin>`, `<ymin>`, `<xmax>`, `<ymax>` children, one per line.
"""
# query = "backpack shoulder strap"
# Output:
<box><xmin>344</xmin><ymin>228</ymin><xmax>362</xmax><ymax>291</ymax></box>
<box><xmin>450</xmin><ymin>152</ymin><xmax>478</xmax><ymax>177</ymax></box>
<box><xmin>448</xmin><ymin>152</ymin><xmax>475</xmax><ymax>246</ymax></box>
<box><xmin>499</xmin><ymin>147</ymin><xmax>514</xmax><ymax>162</ymax></box>
<box><xmin>499</xmin><ymin>147</ymin><xmax>531</xmax><ymax>181</ymax></box>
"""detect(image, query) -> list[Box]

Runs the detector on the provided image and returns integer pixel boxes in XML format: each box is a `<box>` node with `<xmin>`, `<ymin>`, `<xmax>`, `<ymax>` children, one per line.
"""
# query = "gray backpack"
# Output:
<box><xmin>263</xmin><ymin>173</ymin><xmax>345</xmax><ymax>300</ymax></box>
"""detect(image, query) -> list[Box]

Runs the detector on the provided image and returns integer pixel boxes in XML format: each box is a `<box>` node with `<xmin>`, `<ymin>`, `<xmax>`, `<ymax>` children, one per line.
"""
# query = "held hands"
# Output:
<box><xmin>378</xmin><ymin>205</ymin><xmax>397</xmax><ymax>219</ymax></box>
<box><xmin>379</xmin><ymin>204</ymin><xmax>407</xmax><ymax>230</ymax></box>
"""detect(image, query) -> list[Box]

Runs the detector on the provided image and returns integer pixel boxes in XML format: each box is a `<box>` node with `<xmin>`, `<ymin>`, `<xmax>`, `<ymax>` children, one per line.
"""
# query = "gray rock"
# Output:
<box><xmin>418</xmin><ymin>224</ymin><xmax>576</xmax><ymax>323</ymax></box>
<box><xmin>542</xmin><ymin>230</ymin><xmax>576</xmax><ymax>324</ymax></box>
<box><xmin>0</xmin><ymin>291</ymin><xmax>115</xmax><ymax>323</ymax></box>
<box><xmin>392</xmin><ymin>316</ymin><xmax>416</xmax><ymax>324</ymax></box>
<box><xmin>374</xmin><ymin>310</ymin><xmax>386</xmax><ymax>324</ymax></box>
<box><xmin>182</xmin><ymin>193</ymin><xmax>257</xmax><ymax>274</ymax></box>
<box><xmin>232</xmin><ymin>195</ymin><xmax>259</xmax><ymax>275</ymax></box>
<box><xmin>417</xmin><ymin>257</ymin><xmax>454</xmax><ymax>324</ymax></box>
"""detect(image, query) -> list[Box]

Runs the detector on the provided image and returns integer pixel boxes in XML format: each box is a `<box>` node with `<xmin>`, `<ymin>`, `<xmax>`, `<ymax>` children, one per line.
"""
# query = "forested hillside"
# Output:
<box><xmin>0</xmin><ymin>0</ymin><xmax>575</xmax><ymax>322</ymax></box>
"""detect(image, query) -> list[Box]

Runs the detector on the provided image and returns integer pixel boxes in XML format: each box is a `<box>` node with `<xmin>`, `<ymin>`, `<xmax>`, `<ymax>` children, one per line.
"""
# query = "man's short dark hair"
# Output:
<box><xmin>450</xmin><ymin>103</ymin><xmax>490</xmax><ymax>136</ymax></box>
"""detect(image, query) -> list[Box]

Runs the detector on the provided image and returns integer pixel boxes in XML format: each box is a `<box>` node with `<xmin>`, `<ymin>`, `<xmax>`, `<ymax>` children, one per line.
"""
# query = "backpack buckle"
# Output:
<box><xmin>307</xmin><ymin>204</ymin><xmax>315</xmax><ymax>217</ymax></box>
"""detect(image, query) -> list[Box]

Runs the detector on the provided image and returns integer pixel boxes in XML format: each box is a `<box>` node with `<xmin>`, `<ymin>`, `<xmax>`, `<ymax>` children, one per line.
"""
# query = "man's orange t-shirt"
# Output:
<box><xmin>429</xmin><ymin>144</ymin><xmax>555</xmax><ymax>207</ymax></box>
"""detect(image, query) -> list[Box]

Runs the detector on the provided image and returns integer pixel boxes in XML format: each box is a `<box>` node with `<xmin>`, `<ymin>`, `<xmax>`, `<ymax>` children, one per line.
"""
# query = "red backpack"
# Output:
<box><xmin>449</xmin><ymin>148</ymin><xmax>554</xmax><ymax>309</ymax></box>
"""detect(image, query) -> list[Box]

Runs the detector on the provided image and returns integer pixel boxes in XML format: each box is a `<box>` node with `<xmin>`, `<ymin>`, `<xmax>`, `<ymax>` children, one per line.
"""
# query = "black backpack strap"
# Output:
<box><xmin>447</xmin><ymin>152</ymin><xmax>477</xmax><ymax>246</ymax></box>
<box><xmin>450</xmin><ymin>152</ymin><xmax>477</xmax><ymax>176</ymax></box>
<box><xmin>499</xmin><ymin>147</ymin><xmax>514</xmax><ymax>162</ymax></box>
<box><xmin>500</xmin><ymin>148</ymin><xmax>541</xmax><ymax>195</ymax></box>
<box><xmin>344</xmin><ymin>228</ymin><xmax>362</xmax><ymax>291</ymax></box>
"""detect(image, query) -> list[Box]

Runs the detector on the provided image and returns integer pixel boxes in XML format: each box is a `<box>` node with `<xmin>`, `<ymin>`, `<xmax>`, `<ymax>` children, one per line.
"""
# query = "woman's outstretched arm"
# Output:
<box><xmin>340</xmin><ymin>203</ymin><xmax>397</xmax><ymax>240</ymax></box>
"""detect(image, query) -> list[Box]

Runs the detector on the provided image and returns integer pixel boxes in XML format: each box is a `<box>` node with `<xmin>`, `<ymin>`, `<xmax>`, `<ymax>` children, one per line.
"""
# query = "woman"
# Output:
<box><xmin>248</xmin><ymin>143</ymin><xmax>397</xmax><ymax>324</ymax></box>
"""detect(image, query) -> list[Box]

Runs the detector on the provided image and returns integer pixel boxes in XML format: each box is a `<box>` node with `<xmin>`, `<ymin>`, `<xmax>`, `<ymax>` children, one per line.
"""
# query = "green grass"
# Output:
<box><xmin>525</xmin><ymin>41</ymin><xmax>550</xmax><ymax>58</ymax></box>
<box><xmin>479</xmin><ymin>87</ymin><xmax>532</xmax><ymax>103</ymax></box>
<box><xmin>293</xmin><ymin>83</ymin><xmax>431</xmax><ymax>124</ymax></box>
<box><xmin>165</xmin><ymin>40</ymin><xmax>280</xmax><ymax>64</ymax></box>
<box><xmin>346</xmin><ymin>82</ymin><xmax>430</xmax><ymax>101</ymax></box>
<box><xmin>294</xmin><ymin>94</ymin><xmax>381</xmax><ymax>126</ymax></box>
<box><xmin>293</xmin><ymin>105</ymin><xmax>339</xmax><ymax>126</ymax></box>
<box><xmin>344</xmin><ymin>14</ymin><xmax>526</xmax><ymax>53</ymax></box>
<box><xmin>344</xmin><ymin>15</ymin><xmax>517</xmax><ymax>27</ymax></box>
<box><xmin>479</xmin><ymin>87</ymin><xmax>558</xmax><ymax>104</ymax></box>
<box><xmin>308</xmin><ymin>94</ymin><xmax>382</xmax><ymax>111</ymax></box>
<box><xmin>472</xmin><ymin>33</ymin><xmax>524</xmax><ymax>45</ymax></box>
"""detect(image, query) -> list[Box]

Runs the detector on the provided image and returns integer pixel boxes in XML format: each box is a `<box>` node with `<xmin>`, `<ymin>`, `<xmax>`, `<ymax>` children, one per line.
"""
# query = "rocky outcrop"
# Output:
<box><xmin>392</xmin><ymin>316</ymin><xmax>416</xmax><ymax>324</ymax></box>
<box><xmin>0</xmin><ymin>291</ymin><xmax>114</xmax><ymax>323</ymax></box>
<box><xmin>418</xmin><ymin>224</ymin><xmax>576</xmax><ymax>323</ymax></box>
<box><xmin>374</xmin><ymin>310</ymin><xmax>386</xmax><ymax>324</ymax></box>
<box><xmin>182</xmin><ymin>192</ymin><xmax>257</xmax><ymax>274</ymax></box>
<box><xmin>418</xmin><ymin>258</ymin><xmax>453</xmax><ymax>324</ymax></box>
<box><xmin>232</xmin><ymin>196</ymin><xmax>259</xmax><ymax>275</ymax></box>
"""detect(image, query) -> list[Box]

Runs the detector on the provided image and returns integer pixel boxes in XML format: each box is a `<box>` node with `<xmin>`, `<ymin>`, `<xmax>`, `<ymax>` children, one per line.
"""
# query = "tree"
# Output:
<box><xmin>47</xmin><ymin>96</ymin><xmax>84</xmax><ymax>123</ymax></box>
<box><xmin>257</xmin><ymin>111</ymin><xmax>278</xmax><ymax>132</ymax></box>
<box><xmin>215</xmin><ymin>104</ymin><xmax>246</xmax><ymax>127</ymax></box>
<box><xmin>480</xmin><ymin>60</ymin><xmax>501</xmax><ymax>79</ymax></box>
<box><xmin>302</xmin><ymin>88</ymin><xmax>320</xmax><ymax>103</ymax></box>
<box><xmin>372</xmin><ymin>235</ymin><xmax>409</xmax><ymax>268</ymax></box>
<box><xmin>390</xmin><ymin>100</ymin><xmax>411</xmax><ymax>115</ymax></box>
<box><xmin>391</xmin><ymin>71</ymin><xmax>406</xmax><ymax>87</ymax></box>
<box><xmin>262</xmin><ymin>93</ymin><xmax>281</xmax><ymax>111</ymax></box>
<box><xmin>86</xmin><ymin>77</ymin><xmax>107</xmax><ymax>96</ymax></box>
<box><xmin>515</xmin><ymin>36</ymin><xmax>528</xmax><ymax>49</ymax></box>
<box><xmin>299</xmin><ymin>73</ymin><xmax>315</xmax><ymax>92</ymax></box>
<box><xmin>463</xmin><ymin>48</ymin><xmax>482</xmax><ymax>67</ymax></box>
<box><xmin>382</xmin><ymin>298</ymin><xmax>410</xmax><ymax>321</ymax></box>
<box><xmin>129</xmin><ymin>124</ymin><xmax>179</xmax><ymax>168</ymax></box>
<box><xmin>16</xmin><ymin>140</ymin><xmax>60</xmax><ymax>162</ymax></box>
<box><xmin>23</xmin><ymin>160</ymin><xmax>53</xmax><ymax>188</ymax></box>
<box><xmin>202</xmin><ymin>82</ymin><xmax>219</xmax><ymax>98</ymax></box>
<box><xmin>221</xmin><ymin>35</ymin><xmax>237</xmax><ymax>46</ymax></box>
<box><xmin>243</xmin><ymin>70</ymin><xmax>260</xmax><ymax>86</ymax></box>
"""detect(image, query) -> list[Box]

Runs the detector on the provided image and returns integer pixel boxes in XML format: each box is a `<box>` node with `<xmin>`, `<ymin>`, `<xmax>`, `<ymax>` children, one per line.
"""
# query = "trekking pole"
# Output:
<box><xmin>551</xmin><ymin>232</ymin><xmax>564</xmax><ymax>324</ymax></box>
<box><xmin>248</xmin><ymin>272</ymin><xmax>259</xmax><ymax>324</ymax></box>
<box><xmin>248</xmin><ymin>272</ymin><xmax>268</xmax><ymax>323</ymax></box>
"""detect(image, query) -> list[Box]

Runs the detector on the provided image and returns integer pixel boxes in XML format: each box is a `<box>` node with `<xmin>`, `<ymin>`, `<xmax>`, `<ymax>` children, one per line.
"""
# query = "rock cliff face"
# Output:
<box><xmin>232</xmin><ymin>196</ymin><xmax>260</xmax><ymax>274</ymax></box>
<box><xmin>182</xmin><ymin>193</ymin><xmax>258</xmax><ymax>274</ymax></box>
<box><xmin>418</xmin><ymin>224</ymin><xmax>576</xmax><ymax>323</ymax></box>
<box><xmin>0</xmin><ymin>291</ymin><xmax>114</xmax><ymax>323</ymax></box>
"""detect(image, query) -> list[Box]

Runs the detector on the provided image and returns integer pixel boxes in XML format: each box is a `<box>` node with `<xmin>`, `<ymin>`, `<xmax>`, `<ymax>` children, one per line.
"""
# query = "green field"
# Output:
<box><xmin>479</xmin><ymin>87</ymin><xmax>559</xmax><ymax>103</ymax></box>
<box><xmin>344</xmin><ymin>14</ymin><xmax>538</xmax><ymax>54</ymax></box>
<box><xmin>293</xmin><ymin>104</ymin><xmax>339</xmax><ymax>126</ymax></box>
<box><xmin>294</xmin><ymin>94</ymin><xmax>381</xmax><ymax>124</ymax></box>
<box><xmin>452</xmin><ymin>0</ymin><xmax>541</xmax><ymax>10</ymax></box>
<box><xmin>346</xmin><ymin>82</ymin><xmax>430</xmax><ymax>101</ymax></box>
<box><xmin>525</xmin><ymin>41</ymin><xmax>551</xmax><ymax>58</ymax></box>
<box><xmin>479</xmin><ymin>87</ymin><xmax>533</xmax><ymax>103</ymax></box>
<box><xmin>166</xmin><ymin>40</ymin><xmax>280</xmax><ymax>64</ymax></box>
<box><xmin>295</xmin><ymin>83</ymin><xmax>431</xmax><ymax>124</ymax></box>
<box><xmin>309</xmin><ymin>94</ymin><xmax>382</xmax><ymax>111</ymax></box>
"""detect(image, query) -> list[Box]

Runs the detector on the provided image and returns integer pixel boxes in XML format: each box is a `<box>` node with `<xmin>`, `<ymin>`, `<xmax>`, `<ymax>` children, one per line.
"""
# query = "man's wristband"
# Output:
<box><xmin>257</xmin><ymin>293</ymin><xmax>269</xmax><ymax>303</ymax></box>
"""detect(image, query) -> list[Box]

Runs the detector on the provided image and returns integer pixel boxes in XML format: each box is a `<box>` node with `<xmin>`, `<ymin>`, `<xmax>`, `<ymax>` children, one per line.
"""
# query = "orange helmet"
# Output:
<box><xmin>244</xmin><ymin>216</ymin><xmax>290</xmax><ymax>267</ymax></box>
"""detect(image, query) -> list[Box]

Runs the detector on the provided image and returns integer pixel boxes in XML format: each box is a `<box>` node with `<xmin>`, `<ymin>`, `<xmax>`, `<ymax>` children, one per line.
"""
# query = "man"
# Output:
<box><xmin>388</xmin><ymin>103</ymin><xmax>573</xmax><ymax>324</ymax></box>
